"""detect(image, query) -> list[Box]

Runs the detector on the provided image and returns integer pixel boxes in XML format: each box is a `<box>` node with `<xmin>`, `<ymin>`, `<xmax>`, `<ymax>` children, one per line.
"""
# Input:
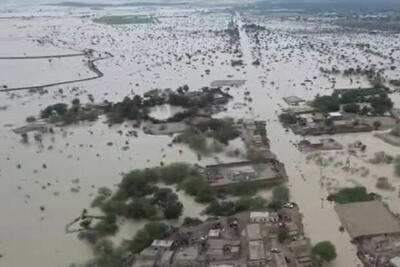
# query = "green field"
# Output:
<box><xmin>93</xmin><ymin>15</ymin><xmax>158</xmax><ymax>25</ymax></box>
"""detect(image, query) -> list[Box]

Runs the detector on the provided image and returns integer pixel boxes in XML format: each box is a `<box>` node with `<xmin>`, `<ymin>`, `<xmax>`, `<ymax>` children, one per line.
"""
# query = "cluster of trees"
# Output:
<box><xmin>105</xmin><ymin>86</ymin><xmax>231</xmax><ymax>124</ymax></box>
<box><xmin>205</xmin><ymin>196</ymin><xmax>267</xmax><ymax>216</ymax></box>
<box><xmin>104</xmin><ymin>95</ymin><xmax>149</xmax><ymax>124</ymax></box>
<box><xmin>312</xmin><ymin>241</ymin><xmax>337</xmax><ymax>263</ymax></box>
<box><xmin>174</xmin><ymin>118</ymin><xmax>239</xmax><ymax>154</ymax></box>
<box><xmin>395</xmin><ymin>156</ymin><xmax>400</xmax><ymax>177</ymax></box>
<box><xmin>196</xmin><ymin>118</ymin><xmax>240</xmax><ymax>145</ymax></box>
<box><xmin>311</xmin><ymin>88</ymin><xmax>393</xmax><ymax>115</ymax></box>
<box><xmin>279</xmin><ymin>113</ymin><xmax>298</xmax><ymax>126</ymax></box>
<box><xmin>91</xmin><ymin>163</ymin><xmax>215</xmax><ymax>222</ymax></box>
<box><xmin>130</xmin><ymin>222</ymin><xmax>170</xmax><ymax>253</ymax></box>
<box><xmin>391</xmin><ymin>125</ymin><xmax>400</xmax><ymax>137</ymax></box>
<box><xmin>169</xmin><ymin>87</ymin><xmax>231</xmax><ymax>108</ymax></box>
<box><xmin>71</xmin><ymin>239</ymin><xmax>128</xmax><ymax>267</ymax></box>
<box><xmin>327</xmin><ymin>186</ymin><xmax>378</xmax><ymax>204</ymax></box>
<box><xmin>41</xmin><ymin>99</ymin><xmax>98</xmax><ymax>125</ymax></box>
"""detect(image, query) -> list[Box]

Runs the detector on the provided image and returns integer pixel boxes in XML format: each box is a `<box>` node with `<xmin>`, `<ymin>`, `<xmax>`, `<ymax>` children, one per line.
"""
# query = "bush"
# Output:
<box><xmin>369</xmin><ymin>151</ymin><xmax>393</xmax><ymax>164</ymax></box>
<box><xmin>312</xmin><ymin>241</ymin><xmax>337</xmax><ymax>262</ymax></box>
<box><xmin>311</xmin><ymin>95</ymin><xmax>340</xmax><ymax>112</ymax></box>
<box><xmin>94</xmin><ymin>214</ymin><xmax>119</xmax><ymax>235</ymax></box>
<box><xmin>182</xmin><ymin>217</ymin><xmax>202</xmax><ymax>227</ymax></box>
<box><xmin>160</xmin><ymin>163</ymin><xmax>191</xmax><ymax>184</ymax></box>
<box><xmin>391</xmin><ymin>125</ymin><xmax>400</xmax><ymax>137</ymax></box>
<box><xmin>205</xmin><ymin>200</ymin><xmax>236</xmax><ymax>216</ymax></box>
<box><xmin>124</xmin><ymin>198</ymin><xmax>157</xmax><ymax>219</ymax></box>
<box><xmin>376</xmin><ymin>177</ymin><xmax>395</xmax><ymax>191</ymax></box>
<box><xmin>130</xmin><ymin>222</ymin><xmax>169</xmax><ymax>253</ymax></box>
<box><xmin>278</xmin><ymin>113</ymin><xmax>297</xmax><ymax>126</ymax></box>
<box><xmin>342</xmin><ymin>103</ymin><xmax>360</xmax><ymax>113</ymax></box>
<box><xmin>327</xmin><ymin>187</ymin><xmax>377</xmax><ymax>204</ymax></box>
<box><xmin>395</xmin><ymin>156</ymin><xmax>400</xmax><ymax>177</ymax></box>
<box><xmin>234</xmin><ymin>196</ymin><xmax>267</xmax><ymax>212</ymax></box>
<box><xmin>272</xmin><ymin>185</ymin><xmax>290</xmax><ymax>203</ymax></box>
<box><xmin>91</xmin><ymin>239</ymin><xmax>126</xmax><ymax>267</ymax></box>
<box><xmin>197</xmin><ymin>118</ymin><xmax>239</xmax><ymax>145</ymax></box>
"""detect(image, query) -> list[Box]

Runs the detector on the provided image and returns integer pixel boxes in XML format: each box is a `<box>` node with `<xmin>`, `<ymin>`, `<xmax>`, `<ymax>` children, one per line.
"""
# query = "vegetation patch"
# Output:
<box><xmin>312</xmin><ymin>241</ymin><xmax>337</xmax><ymax>263</ymax></box>
<box><xmin>311</xmin><ymin>88</ymin><xmax>393</xmax><ymax>114</ymax></box>
<box><xmin>327</xmin><ymin>186</ymin><xmax>378</xmax><ymax>204</ymax></box>
<box><xmin>376</xmin><ymin>177</ymin><xmax>395</xmax><ymax>191</ymax></box>
<box><xmin>93</xmin><ymin>15</ymin><xmax>157</xmax><ymax>25</ymax></box>
<box><xmin>41</xmin><ymin>99</ymin><xmax>99</xmax><ymax>125</ymax></box>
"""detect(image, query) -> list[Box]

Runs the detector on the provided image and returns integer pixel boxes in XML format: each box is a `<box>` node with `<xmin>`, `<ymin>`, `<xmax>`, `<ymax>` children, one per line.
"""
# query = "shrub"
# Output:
<box><xmin>272</xmin><ymin>185</ymin><xmax>290</xmax><ymax>203</ymax></box>
<box><xmin>278</xmin><ymin>113</ymin><xmax>297</xmax><ymax>126</ymax></box>
<box><xmin>312</xmin><ymin>241</ymin><xmax>337</xmax><ymax>262</ymax></box>
<box><xmin>395</xmin><ymin>156</ymin><xmax>400</xmax><ymax>177</ymax></box>
<box><xmin>327</xmin><ymin>187</ymin><xmax>376</xmax><ymax>204</ymax></box>
<box><xmin>391</xmin><ymin>125</ymin><xmax>400</xmax><ymax>137</ymax></box>
<box><xmin>343</xmin><ymin>103</ymin><xmax>360</xmax><ymax>113</ymax></box>
<box><xmin>130</xmin><ymin>222</ymin><xmax>169</xmax><ymax>253</ymax></box>
<box><xmin>376</xmin><ymin>177</ymin><xmax>395</xmax><ymax>191</ymax></box>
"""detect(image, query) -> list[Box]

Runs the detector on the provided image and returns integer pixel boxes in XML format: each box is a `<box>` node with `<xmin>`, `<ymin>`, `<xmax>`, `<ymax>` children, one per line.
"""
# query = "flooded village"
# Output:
<box><xmin>1</xmin><ymin>1</ymin><xmax>400</xmax><ymax>267</ymax></box>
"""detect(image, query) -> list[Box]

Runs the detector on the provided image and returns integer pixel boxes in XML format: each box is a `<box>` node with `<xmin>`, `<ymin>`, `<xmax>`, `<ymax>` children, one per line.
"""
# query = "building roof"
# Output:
<box><xmin>335</xmin><ymin>200</ymin><xmax>400</xmax><ymax>239</ymax></box>
<box><xmin>283</xmin><ymin>96</ymin><xmax>305</xmax><ymax>105</ymax></box>
<box><xmin>151</xmin><ymin>239</ymin><xmax>173</xmax><ymax>248</ymax></box>
<box><xmin>247</xmin><ymin>223</ymin><xmax>262</xmax><ymax>240</ymax></box>
<box><xmin>209</xmin><ymin>229</ymin><xmax>220</xmax><ymax>238</ymax></box>
<box><xmin>248</xmin><ymin>240</ymin><xmax>265</xmax><ymax>261</ymax></box>
<box><xmin>390</xmin><ymin>256</ymin><xmax>400</xmax><ymax>267</ymax></box>
<box><xmin>174</xmin><ymin>246</ymin><xmax>198</xmax><ymax>261</ymax></box>
<box><xmin>328</xmin><ymin>111</ymin><xmax>342</xmax><ymax>117</ymax></box>
<box><xmin>250</xmin><ymin>211</ymin><xmax>269</xmax><ymax>219</ymax></box>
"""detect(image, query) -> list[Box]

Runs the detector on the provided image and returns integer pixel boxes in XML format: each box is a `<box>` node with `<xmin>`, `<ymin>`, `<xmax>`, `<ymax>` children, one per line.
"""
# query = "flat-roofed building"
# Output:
<box><xmin>247</xmin><ymin>223</ymin><xmax>262</xmax><ymax>241</ymax></box>
<box><xmin>248</xmin><ymin>240</ymin><xmax>266</xmax><ymax>266</ymax></box>
<box><xmin>250</xmin><ymin>212</ymin><xmax>269</xmax><ymax>223</ymax></box>
<box><xmin>335</xmin><ymin>200</ymin><xmax>400</xmax><ymax>240</ymax></box>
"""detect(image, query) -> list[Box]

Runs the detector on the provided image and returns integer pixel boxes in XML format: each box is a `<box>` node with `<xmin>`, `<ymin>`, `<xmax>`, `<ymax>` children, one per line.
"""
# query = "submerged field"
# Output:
<box><xmin>93</xmin><ymin>15</ymin><xmax>158</xmax><ymax>25</ymax></box>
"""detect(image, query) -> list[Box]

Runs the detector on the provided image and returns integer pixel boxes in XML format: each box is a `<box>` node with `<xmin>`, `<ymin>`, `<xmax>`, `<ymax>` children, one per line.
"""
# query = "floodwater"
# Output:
<box><xmin>0</xmin><ymin>4</ymin><xmax>399</xmax><ymax>267</ymax></box>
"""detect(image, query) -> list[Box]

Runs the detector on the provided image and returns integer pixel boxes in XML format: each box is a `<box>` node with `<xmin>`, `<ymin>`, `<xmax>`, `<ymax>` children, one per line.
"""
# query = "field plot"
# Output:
<box><xmin>0</xmin><ymin>56</ymin><xmax>94</xmax><ymax>89</ymax></box>
<box><xmin>93</xmin><ymin>15</ymin><xmax>159</xmax><ymax>25</ymax></box>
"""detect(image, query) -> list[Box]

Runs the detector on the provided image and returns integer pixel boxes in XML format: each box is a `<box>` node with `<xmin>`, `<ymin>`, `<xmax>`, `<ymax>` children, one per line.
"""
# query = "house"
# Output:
<box><xmin>174</xmin><ymin>246</ymin><xmax>200</xmax><ymax>267</ymax></box>
<box><xmin>250</xmin><ymin>212</ymin><xmax>270</xmax><ymax>223</ymax></box>
<box><xmin>248</xmin><ymin>240</ymin><xmax>267</xmax><ymax>266</ymax></box>
<box><xmin>390</xmin><ymin>256</ymin><xmax>400</xmax><ymax>267</ymax></box>
<box><xmin>151</xmin><ymin>239</ymin><xmax>173</xmax><ymax>250</ymax></box>
<box><xmin>328</xmin><ymin>112</ymin><xmax>343</xmax><ymax>120</ymax></box>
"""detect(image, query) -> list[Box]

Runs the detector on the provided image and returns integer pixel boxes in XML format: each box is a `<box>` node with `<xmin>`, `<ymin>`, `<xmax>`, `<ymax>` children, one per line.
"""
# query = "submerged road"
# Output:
<box><xmin>235</xmin><ymin>13</ymin><xmax>362</xmax><ymax>267</ymax></box>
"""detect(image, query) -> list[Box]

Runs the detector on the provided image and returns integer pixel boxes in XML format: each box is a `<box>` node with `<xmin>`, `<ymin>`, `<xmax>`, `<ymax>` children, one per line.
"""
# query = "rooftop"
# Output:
<box><xmin>390</xmin><ymin>256</ymin><xmax>400</xmax><ymax>267</ymax></box>
<box><xmin>174</xmin><ymin>246</ymin><xmax>198</xmax><ymax>262</ymax></box>
<box><xmin>248</xmin><ymin>240</ymin><xmax>265</xmax><ymax>261</ymax></box>
<box><xmin>247</xmin><ymin>223</ymin><xmax>262</xmax><ymax>240</ymax></box>
<box><xmin>151</xmin><ymin>239</ymin><xmax>173</xmax><ymax>248</ymax></box>
<box><xmin>335</xmin><ymin>200</ymin><xmax>400</xmax><ymax>239</ymax></box>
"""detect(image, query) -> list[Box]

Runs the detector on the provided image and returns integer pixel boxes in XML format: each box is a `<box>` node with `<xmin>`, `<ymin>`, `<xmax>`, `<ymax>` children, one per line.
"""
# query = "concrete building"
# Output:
<box><xmin>247</xmin><ymin>223</ymin><xmax>263</xmax><ymax>241</ymax></box>
<box><xmin>248</xmin><ymin>240</ymin><xmax>266</xmax><ymax>266</ymax></box>
<box><xmin>250</xmin><ymin>212</ymin><xmax>270</xmax><ymax>223</ymax></box>
<box><xmin>206</xmin><ymin>239</ymin><xmax>240</xmax><ymax>261</ymax></box>
<box><xmin>174</xmin><ymin>246</ymin><xmax>200</xmax><ymax>267</ymax></box>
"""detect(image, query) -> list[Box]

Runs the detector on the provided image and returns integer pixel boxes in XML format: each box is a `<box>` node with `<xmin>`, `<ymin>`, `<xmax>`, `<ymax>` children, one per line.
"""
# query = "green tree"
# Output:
<box><xmin>312</xmin><ymin>241</ymin><xmax>337</xmax><ymax>262</ymax></box>
<box><xmin>395</xmin><ymin>156</ymin><xmax>400</xmax><ymax>177</ymax></box>
<box><xmin>130</xmin><ymin>222</ymin><xmax>169</xmax><ymax>253</ymax></box>
<box><xmin>163</xmin><ymin>200</ymin><xmax>183</xmax><ymax>219</ymax></box>
<box><xmin>372</xmin><ymin>120</ymin><xmax>382</xmax><ymax>130</ymax></box>
<box><xmin>272</xmin><ymin>185</ymin><xmax>290</xmax><ymax>203</ymax></box>
<box><xmin>343</xmin><ymin>103</ymin><xmax>360</xmax><ymax>113</ymax></box>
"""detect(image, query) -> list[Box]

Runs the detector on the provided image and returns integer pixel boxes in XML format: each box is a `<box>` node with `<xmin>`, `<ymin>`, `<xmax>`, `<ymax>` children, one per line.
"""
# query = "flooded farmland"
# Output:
<box><xmin>1</xmin><ymin>1</ymin><xmax>400</xmax><ymax>267</ymax></box>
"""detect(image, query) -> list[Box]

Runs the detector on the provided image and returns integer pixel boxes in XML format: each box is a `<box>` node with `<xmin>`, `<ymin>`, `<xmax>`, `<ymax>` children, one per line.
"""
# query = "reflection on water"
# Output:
<box><xmin>148</xmin><ymin>104</ymin><xmax>187</xmax><ymax>120</ymax></box>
